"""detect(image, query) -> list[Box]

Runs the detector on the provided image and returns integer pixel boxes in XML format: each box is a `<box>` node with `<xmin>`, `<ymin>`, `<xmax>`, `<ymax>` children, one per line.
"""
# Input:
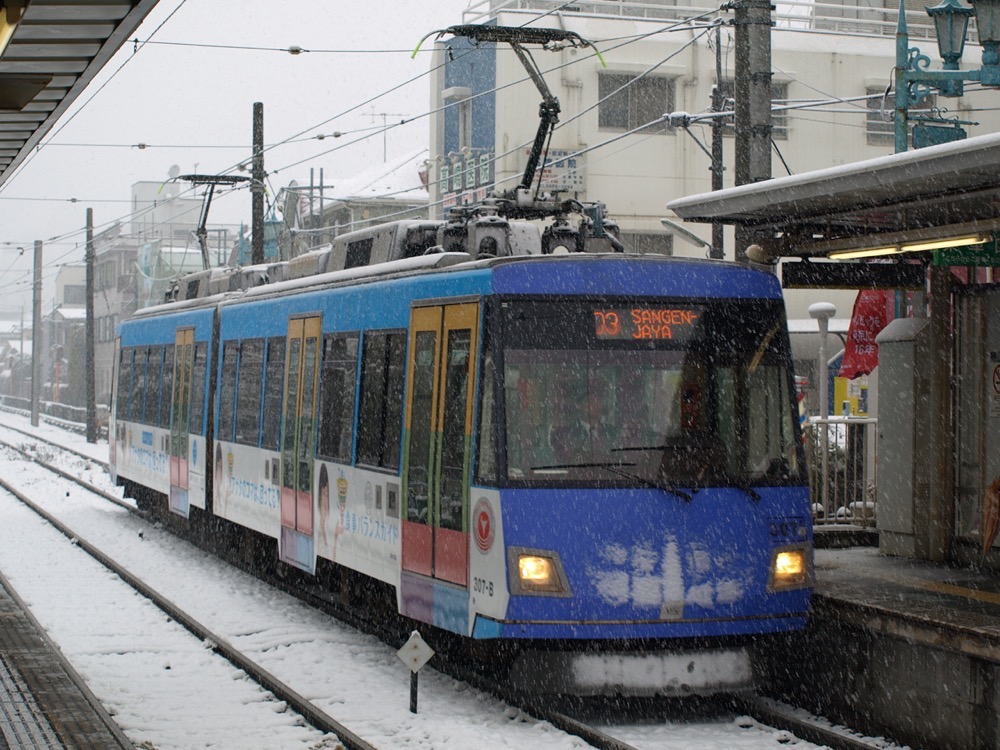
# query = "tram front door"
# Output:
<box><xmin>401</xmin><ymin>303</ymin><xmax>479</xmax><ymax>597</ymax></box>
<box><xmin>279</xmin><ymin>316</ymin><xmax>321</xmax><ymax>573</ymax></box>
<box><xmin>169</xmin><ymin>328</ymin><xmax>193</xmax><ymax>517</ymax></box>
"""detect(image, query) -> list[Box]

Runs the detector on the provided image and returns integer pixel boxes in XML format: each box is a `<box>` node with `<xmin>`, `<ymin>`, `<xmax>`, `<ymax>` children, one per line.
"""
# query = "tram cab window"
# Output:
<box><xmin>235</xmin><ymin>339</ymin><xmax>265</xmax><ymax>446</ymax></box>
<box><xmin>261</xmin><ymin>338</ymin><xmax>285</xmax><ymax>451</ymax></box>
<box><xmin>318</xmin><ymin>333</ymin><xmax>359</xmax><ymax>463</ymax></box>
<box><xmin>357</xmin><ymin>330</ymin><xmax>405</xmax><ymax>470</ymax></box>
<box><xmin>498</xmin><ymin>299</ymin><xmax>803</xmax><ymax>487</ymax></box>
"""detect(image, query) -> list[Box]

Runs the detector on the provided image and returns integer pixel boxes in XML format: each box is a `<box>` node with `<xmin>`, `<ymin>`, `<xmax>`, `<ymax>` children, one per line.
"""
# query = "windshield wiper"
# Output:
<box><xmin>530</xmin><ymin>461</ymin><xmax>693</xmax><ymax>501</ymax></box>
<box><xmin>732</xmin><ymin>477</ymin><xmax>761</xmax><ymax>502</ymax></box>
<box><xmin>606</xmin><ymin>465</ymin><xmax>693</xmax><ymax>502</ymax></box>
<box><xmin>531</xmin><ymin>461</ymin><xmax>638</xmax><ymax>471</ymax></box>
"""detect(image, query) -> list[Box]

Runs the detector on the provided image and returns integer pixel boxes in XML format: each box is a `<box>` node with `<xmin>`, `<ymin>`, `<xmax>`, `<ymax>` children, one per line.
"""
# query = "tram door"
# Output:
<box><xmin>402</xmin><ymin>303</ymin><xmax>479</xmax><ymax>587</ymax></box>
<box><xmin>109</xmin><ymin>339</ymin><xmax>120</xmax><ymax>483</ymax></box>
<box><xmin>279</xmin><ymin>316</ymin><xmax>321</xmax><ymax>573</ymax></box>
<box><xmin>169</xmin><ymin>328</ymin><xmax>194</xmax><ymax>518</ymax></box>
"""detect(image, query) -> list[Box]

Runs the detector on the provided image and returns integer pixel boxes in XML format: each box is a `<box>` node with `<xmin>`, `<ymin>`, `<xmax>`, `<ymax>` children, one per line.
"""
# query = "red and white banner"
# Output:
<box><xmin>838</xmin><ymin>290</ymin><xmax>891</xmax><ymax>379</ymax></box>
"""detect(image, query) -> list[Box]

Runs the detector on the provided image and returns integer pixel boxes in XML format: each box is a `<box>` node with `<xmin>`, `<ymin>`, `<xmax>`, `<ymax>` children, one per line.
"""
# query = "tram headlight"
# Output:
<box><xmin>508</xmin><ymin>547</ymin><xmax>571</xmax><ymax>596</ymax></box>
<box><xmin>520</xmin><ymin>555</ymin><xmax>553</xmax><ymax>584</ymax></box>
<box><xmin>767</xmin><ymin>544</ymin><xmax>813</xmax><ymax>592</ymax></box>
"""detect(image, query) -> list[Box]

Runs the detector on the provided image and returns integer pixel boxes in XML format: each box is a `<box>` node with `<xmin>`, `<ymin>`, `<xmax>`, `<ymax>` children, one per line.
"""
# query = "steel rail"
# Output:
<box><xmin>0</xmin><ymin>468</ymin><xmax>380</xmax><ymax>750</ymax></box>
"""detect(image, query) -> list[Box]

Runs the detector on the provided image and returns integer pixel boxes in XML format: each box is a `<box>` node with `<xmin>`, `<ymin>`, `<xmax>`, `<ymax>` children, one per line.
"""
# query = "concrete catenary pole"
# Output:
<box><xmin>733</xmin><ymin>0</ymin><xmax>772</xmax><ymax>264</ymax></box>
<box><xmin>85</xmin><ymin>208</ymin><xmax>97</xmax><ymax>443</ymax></box>
<box><xmin>252</xmin><ymin>101</ymin><xmax>265</xmax><ymax>266</ymax></box>
<box><xmin>710</xmin><ymin>23</ymin><xmax>725</xmax><ymax>259</ymax></box>
<box><xmin>30</xmin><ymin>240</ymin><xmax>41</xmax><ymax>427</ymax></box>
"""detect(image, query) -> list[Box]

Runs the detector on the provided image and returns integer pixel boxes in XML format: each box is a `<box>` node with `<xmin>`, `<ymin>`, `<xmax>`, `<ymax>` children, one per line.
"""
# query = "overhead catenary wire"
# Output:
<box><xmin>1</xmin><ymin>3</ymin><xmax>749</xmax><ymax>246</ymax></box>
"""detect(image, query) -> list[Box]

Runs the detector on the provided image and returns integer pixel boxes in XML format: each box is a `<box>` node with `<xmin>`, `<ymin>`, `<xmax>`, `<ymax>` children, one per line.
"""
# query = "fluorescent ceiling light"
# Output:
<box><xmin>828</xmin><ymin>246</ymin><xmax>899</xmax><ymax>260</ymax></box>
<box><xmin>829</xmin><ymin>234</ymin><xmax>991</xmax><ymax>261</ymax></box>
<box><xmin>0</xmin><ymin>2</ymin><xmax>26</xmax><ymax>58</ymax></box>
<box><xmin>900</xmin><ymin>235</ymin><xmax>988</xmax><ymax>253</ymax></box>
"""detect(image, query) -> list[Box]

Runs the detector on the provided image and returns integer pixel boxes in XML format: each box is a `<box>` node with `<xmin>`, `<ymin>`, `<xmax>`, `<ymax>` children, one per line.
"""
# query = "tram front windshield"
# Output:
<box><xmin>499</xmin><ymin>298</ymin><xmax>803</xmax><ymax>487</ymax></box>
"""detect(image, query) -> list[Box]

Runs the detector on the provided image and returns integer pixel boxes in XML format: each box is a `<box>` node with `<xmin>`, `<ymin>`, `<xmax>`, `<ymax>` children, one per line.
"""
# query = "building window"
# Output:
<box><xmin>63</xmin><ymin>285</ymin><xmax>85</xmax><ymax>305</ymax></box>
<box><xmin>598</xmin><ymin>72</ymin><xmax>675</xmax><ymax>134</ymax></box>
<box><xmin>718</xmin><ymin>80</ymin><xmax>789</xmax><ymax>139</ymax></box>
<box><xmin>866</xmin><ymin>87</ymin><xmax>896</xmax><ymax>145</ymax></box>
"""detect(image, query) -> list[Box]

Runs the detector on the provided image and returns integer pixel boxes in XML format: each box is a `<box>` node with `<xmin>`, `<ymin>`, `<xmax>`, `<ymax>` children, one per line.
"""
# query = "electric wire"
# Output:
<box><xmin>2</xmin><ymin>2</ymin><xmax>985</xmax><ymax>281</ymax></box>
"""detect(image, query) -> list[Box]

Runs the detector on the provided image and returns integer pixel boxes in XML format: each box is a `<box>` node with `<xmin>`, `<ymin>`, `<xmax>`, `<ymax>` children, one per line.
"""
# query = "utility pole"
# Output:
<box><xmin>710</xmin><ymin>23</ymin><xmax>725</xmax><ymax>260</ymax></box>
<box><xmin>252</xmin><ymin>101</ymin><xmax>265</xmax><ymax>265</ymax></box>
<box><xmin>733</xmin><ymin>0</ymin><xmax>772</xmax><ymax>263</ymax></box>
<box><xmin>30</xmin><ymin>240</ymin><xmax>41</xmax><ymax>427</ymax></box>
<box><xmin>85</xmin><ymin>208</ymin><xmax>96</xmax><ymax>443</ymax></box>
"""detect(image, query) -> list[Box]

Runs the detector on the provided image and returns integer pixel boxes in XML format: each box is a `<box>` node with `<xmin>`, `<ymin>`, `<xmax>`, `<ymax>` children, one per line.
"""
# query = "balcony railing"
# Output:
<box><xmin>466</xmin><ymin>0</ymin><xmax>941</xmax><ymax>41</ymax></box>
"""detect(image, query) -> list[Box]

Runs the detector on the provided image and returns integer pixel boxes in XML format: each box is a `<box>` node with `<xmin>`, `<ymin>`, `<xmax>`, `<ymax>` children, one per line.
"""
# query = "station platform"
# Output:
<box><xmin>767</xmin><ymin>536</ymin><xmax>1000</xmax><ymax>750</ymax></box>
<box><xmin>0</xmin><ymin>572</ymin><xmax>134</xmax><ymax>750</ymax></box>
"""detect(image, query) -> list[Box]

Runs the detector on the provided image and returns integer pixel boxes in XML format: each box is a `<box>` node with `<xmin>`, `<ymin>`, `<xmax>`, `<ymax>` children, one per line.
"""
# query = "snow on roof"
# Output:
<box><xmin>53</xmin><ymin>307</ymin><xmax>87</xmax><ymax>321</ymax></box>
<box><xmin>302</xmin><ymin>149</ymin><xmax>429</xmax><ymax>208</ymax></box>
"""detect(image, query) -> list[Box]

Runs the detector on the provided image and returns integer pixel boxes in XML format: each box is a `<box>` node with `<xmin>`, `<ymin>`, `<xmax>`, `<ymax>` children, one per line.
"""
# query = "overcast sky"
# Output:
<box><xmin>0</xmin><ymin>0</ymin><xmax>473</xmax><ymax>314</ymax></box>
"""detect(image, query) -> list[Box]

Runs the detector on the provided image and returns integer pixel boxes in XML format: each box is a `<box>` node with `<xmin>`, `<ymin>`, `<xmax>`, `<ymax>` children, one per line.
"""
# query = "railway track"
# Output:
<box><xmin>0</xmin><ymin>451</ymin><xmax>377</xmax><ymax>750</ymax></box>
<box><xmin>0</xmin><ymin>417</ymin><xmax>903</xmax><ymax>750</ymax></box>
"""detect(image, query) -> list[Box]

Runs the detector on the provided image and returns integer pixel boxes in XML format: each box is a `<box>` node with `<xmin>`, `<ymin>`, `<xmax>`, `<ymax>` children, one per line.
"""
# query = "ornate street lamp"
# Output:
<box><xmin>970</xmin><ymin>0</ymin><xmax>1000</xmax><ymax>83</ymax></box>
<box><xmin>893</xmin><ymin>0</ymin><xmax>1000</xmax><ymax>150</ymax></box>
<box><xmin>927</xmin><ymin>0</ymin><xmax>974</xmax><ymax>68</ymax></box>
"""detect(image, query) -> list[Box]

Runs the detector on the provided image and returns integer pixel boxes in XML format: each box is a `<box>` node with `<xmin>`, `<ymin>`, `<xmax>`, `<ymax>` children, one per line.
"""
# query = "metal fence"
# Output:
<box><xmin>804</xmin><ymin>416</ymin><xmax>878</xmax><ymax>527</ymax></box>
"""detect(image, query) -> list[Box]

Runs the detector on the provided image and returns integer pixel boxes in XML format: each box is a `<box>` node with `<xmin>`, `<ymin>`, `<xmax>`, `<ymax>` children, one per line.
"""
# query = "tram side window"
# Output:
<box><xmin>116</xmin><ymin>349</ymin><xmax>132</xmax><ymax>421</ymax></box>
<box><xmin>130</xmin><ymin>347</ymin><xmax>147</xmax><ymax>423</ymax></box>
<box><xmin>235</xmin><ymin>339</ymin><xmax>265</xmax><ymax>446</ymax></box>
<box><xmin>160</xmin><ymin>345</ymin><xmax>175</xmax><ymax>429</ymax></box>
<box><xmin>261</xmin><ymin>337</ymin><xmax>286</xmax><ymax>451</ymax></box>
<box><xmin>217</xmin><ymin>341</ymin><xmax>239</xmax><ymax>442</ymax></box>
<box><xmin>357</xmin><ymin>330</ymin><xmax>405</xmax><ymax>470</ymax></box>
<box><xmin>189</xmin><ymin>343</ymin><xmax>206</xmax><ymax>436</ymax></box>
<box><xmin>142</xmin><ymin>346</ymin><xmax>163</xmax><ymax>426</ymax></box>
<box><xmin>318</xmin><ymin>333</ymin><xmax>359</xmax><ymax>463</ymax></box>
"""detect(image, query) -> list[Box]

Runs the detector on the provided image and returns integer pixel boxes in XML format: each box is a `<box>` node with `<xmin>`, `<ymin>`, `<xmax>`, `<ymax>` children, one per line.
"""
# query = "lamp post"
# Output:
<box><xmin>895</xmin><ymin>0</ymin><xmax>1000</xmax><ymax>152</ymax></box>
<box><xmin>810</xmin><ymin>302</ymin><xmax>837</xmax><ymax>520</ymax></box>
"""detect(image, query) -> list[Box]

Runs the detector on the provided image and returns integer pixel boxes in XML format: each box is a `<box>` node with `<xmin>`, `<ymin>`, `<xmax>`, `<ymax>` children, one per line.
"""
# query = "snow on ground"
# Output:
<box><xmin>0</xmin><ymin>411</ymin><xmax>829</xmax><ymax>749</ymax></box>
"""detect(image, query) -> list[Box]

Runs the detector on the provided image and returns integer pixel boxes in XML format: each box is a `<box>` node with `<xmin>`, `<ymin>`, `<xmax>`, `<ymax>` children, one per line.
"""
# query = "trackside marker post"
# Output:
<box><xmin>397</xmin><ymin>631</ymin><xmax>434</xmax><ymax>713</ymax></box>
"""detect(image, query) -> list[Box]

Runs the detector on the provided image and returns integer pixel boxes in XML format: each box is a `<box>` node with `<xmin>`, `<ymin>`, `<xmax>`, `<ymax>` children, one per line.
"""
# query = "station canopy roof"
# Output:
<box><xmin>667</xmin><ymin>131</ymin><xmax>1000</xmax><ymax>260</ymax></box>
<box><xmin>0</xmin><ymin>0</ymin><xmax>160</xmax><ymax>188</ymax></box>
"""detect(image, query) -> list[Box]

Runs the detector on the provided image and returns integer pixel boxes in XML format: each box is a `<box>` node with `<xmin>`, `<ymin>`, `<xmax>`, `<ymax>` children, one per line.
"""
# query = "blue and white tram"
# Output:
<box><xmin>111</xmin><ymin>252</ymin><xmax>813</xmax><ymax>695</ymax></box>
<box><xmin>111</xmin><ymin>305</ymin><xmax>214</xmax><ymax>518</ymax></box>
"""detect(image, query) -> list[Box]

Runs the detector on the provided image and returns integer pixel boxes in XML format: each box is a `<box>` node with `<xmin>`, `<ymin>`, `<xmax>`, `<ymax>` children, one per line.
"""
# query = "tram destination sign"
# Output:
<box><xmin>593</xmin><ymin>306</ymin><xmax>702</xmax><ymax>341</ymax></box>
